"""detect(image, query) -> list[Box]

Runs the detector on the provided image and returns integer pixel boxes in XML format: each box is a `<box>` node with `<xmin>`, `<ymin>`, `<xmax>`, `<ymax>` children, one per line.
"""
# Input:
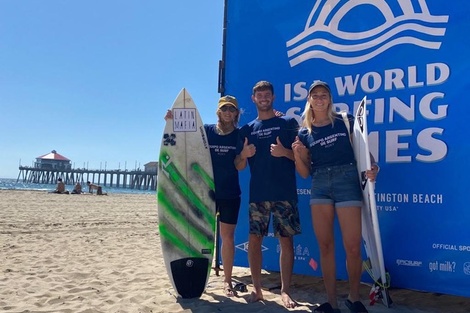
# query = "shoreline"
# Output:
<box><xmin>1</xmin><ymin>190</ymin><xmax>469</xmax><ymax>312</ymax></box>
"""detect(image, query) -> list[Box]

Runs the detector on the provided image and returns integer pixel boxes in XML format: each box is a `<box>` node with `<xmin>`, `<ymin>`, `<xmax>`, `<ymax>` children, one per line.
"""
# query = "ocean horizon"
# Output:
<box><xmin>0</xmin><ymin>178</ymin><xmax>154</xmax><ymax>195</ymax></box>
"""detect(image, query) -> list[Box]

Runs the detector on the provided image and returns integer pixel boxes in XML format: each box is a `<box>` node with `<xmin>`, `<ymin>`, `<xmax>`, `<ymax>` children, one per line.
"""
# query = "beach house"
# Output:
<box><xmin>35</xmin><ymin>150</ymin><xmax>72</xmax><ymax>170</ymax></box>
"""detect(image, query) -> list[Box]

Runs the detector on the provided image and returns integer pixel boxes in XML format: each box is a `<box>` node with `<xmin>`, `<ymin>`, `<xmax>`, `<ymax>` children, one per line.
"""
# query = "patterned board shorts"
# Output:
<box><xmin>249</xmin><ymin>200</ymin><xmax>301</xmax><ymax>237</ymax></box>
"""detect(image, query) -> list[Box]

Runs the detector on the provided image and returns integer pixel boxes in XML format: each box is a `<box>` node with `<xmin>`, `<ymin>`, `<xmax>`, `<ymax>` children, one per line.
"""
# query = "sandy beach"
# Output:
<box><xmin>1</xmin><ymin>190</ymin><xmax>469</xmax><ymax>313</ymax></box>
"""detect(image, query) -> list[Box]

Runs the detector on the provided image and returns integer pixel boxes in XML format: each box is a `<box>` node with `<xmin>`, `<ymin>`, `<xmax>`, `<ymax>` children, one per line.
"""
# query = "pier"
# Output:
<box><xmin>16</xmin><ymin>166</ymin><xmax>157</xmax><ymax>190</ymax></box>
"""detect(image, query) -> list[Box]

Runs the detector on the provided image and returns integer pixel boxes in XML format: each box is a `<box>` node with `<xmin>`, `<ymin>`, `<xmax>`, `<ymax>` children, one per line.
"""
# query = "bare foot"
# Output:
<box><xmin>248</xmin><ymin>290</ymin><xmax>264</xmax><ymax>303</ymax></box>
<box><xmin>281</xmin><ymin>292</ymin><xmax>297</xmax><ymax>309</ymax></box>
<box><xmin>223</xmin><ymin>282</ymin><xmax>237</xmax><ymax>297</ymax></box>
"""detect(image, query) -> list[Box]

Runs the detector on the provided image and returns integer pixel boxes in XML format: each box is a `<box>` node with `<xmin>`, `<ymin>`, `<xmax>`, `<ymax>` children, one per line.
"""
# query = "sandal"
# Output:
<box><xmin>345</xmin><ymin>299</ymin><xmax>368</xmax><ymax>313</ymax></box>
<box><xmin>314</xmin><ymin>302</ymin><xmax>341</xmax><ymax>313</ymax></box>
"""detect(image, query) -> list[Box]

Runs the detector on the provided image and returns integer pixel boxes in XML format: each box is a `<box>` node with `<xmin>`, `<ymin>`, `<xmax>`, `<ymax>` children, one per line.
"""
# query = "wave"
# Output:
<box><xmin>0</xmin><ymin>178</ymin><xmax>153</xmax><ymax>195</ymax></box>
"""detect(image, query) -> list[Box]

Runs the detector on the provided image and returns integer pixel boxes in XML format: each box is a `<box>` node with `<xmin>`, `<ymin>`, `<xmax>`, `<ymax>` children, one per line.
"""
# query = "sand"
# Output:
<box><xmin>1</xmin><ymin>190</ymin><xmax>469</xmax><ymax>313</ymax></box>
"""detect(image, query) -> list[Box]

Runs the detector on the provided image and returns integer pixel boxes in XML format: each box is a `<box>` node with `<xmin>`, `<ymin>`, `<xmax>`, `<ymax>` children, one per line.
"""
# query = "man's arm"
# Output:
<box><xmin>234</xmin><ymin>154</ymin><xmax>247</xmax><ymax>170</ymax></box>
<box><xmin>235</xmin><ymin>137</ymin><xmax>255</xmax><ymax>170</ymax></box>
<box><xmin>270</xmin><ymin>136</ymin><xmax>295</xmax><ymax>160</ymax></box>
<box><xmin>292</xmin><ymin>136</ymin><xmax>310</xmax><ymax>178</ymax></box>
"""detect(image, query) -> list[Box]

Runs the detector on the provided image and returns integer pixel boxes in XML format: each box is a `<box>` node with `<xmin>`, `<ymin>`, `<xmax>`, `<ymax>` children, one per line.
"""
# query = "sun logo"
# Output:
<box><xmin>287</xmin><ymin>0</ymin><xmax>449</xmax><ymax>66</ymax></box>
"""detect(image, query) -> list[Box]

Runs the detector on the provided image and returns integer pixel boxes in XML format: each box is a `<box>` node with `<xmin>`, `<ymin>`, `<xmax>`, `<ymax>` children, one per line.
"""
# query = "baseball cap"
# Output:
<box><xmin>218</xmin><ymin>95</ymin><xmax>238</xmax><ymax>110</ymax></box>
<box><xmin>308</xmin><ymin>80</ymin><xmax>331</xmax><ymax>94</ymax></box>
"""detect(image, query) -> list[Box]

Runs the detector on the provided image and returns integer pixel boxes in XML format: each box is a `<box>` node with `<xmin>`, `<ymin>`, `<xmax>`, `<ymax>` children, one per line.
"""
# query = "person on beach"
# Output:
<box><xmin>165</xmin><ymin>95</ymin><xmax>243</xmax><ymax>297</ymax></box>
<box><xmin>235</xmin><ymin>80</ymin><xmax>301</xmax><ymax>308</ymax></box>
<box><xmin>292</xmin><ymin>80</ymin><xmax>379</xmax><ymax>313</ymax></box>
<box><xmin>71</xmin><ymin>182</ymin><xmax>82</xmax><ymax>194</ymax></box>
<box><xmin>87</xmin><ymin>181</ymin><xmax>105</xmax><ymax>195</ymax></box>
<box><xmin>52</xmin><ymin>178</ymin><xmax>69</xmax><ymax>194</ymax></box>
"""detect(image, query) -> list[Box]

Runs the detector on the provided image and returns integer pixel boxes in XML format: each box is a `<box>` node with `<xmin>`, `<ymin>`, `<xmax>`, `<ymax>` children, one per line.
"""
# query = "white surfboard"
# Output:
<box><xmin>157</xmin><ymin>88</ymin><xmax>216</xmax><ymax>298</ymax></box>
<box><xmin>352</xmin><ymin>96</ymin><xmax>392</xmax><ymax>307</ymax></box>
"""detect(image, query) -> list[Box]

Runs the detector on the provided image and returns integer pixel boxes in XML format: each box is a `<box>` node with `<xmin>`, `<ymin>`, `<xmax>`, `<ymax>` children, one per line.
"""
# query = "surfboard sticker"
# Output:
<box><xmin>157</xmin><ymin>88</ymin><xmax>216</xmax><ymax>299</ymax></box>
<box><xmin>352</xmin><ymin>96</ymin><xmax>392</xmax><ymax>307</ymax></box>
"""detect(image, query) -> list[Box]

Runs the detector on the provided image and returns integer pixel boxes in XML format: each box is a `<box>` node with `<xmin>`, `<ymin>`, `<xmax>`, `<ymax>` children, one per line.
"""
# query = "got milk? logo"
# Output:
<box><xmin>286</xmin><ymin>0</ymin><xmax>449</xmax><ymax>66</ymax></box>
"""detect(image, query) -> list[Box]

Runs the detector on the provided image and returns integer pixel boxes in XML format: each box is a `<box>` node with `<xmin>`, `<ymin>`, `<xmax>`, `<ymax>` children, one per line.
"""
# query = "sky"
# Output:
<box><xmin>0</xmin><ymin>1</ymin><xmax>225</xmax><ymax>179</ymax></box>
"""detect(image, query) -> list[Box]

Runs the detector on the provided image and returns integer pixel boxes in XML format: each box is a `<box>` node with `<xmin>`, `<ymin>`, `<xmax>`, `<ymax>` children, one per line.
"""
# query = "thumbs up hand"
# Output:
<box><xmin>292</xmin><ymin>136</ymin><xmax>309</xmax><ymax>163</ymax></box>
<box><xmin>241</xmin><ymin>137</ymin><xmax>256</xmax><ymax>159</ymax></box>
<box><xmin>270</xmin><ymin>136</ymin><xmax>286</xmax><ymax>157</ymax></box>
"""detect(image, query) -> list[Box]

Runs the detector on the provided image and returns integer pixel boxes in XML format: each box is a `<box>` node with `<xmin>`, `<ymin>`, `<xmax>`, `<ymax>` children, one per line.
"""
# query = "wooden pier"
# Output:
<box><xmin>16</xmin><ymin>166</ymin><xmax>157</xmax><ymax>190</ymax></box>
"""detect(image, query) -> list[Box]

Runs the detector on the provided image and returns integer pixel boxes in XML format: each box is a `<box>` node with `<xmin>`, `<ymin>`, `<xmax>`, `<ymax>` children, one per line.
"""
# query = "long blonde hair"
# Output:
<box><xmin>301</xmin><ymin>87</ymin><xmax>336</xmax><ymax>134</ymax></box>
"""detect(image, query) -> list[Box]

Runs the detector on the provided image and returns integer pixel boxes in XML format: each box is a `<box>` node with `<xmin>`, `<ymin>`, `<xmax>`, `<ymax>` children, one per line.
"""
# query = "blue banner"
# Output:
<box><xmin>223</xmin><ymin>0</ymin><xmax>470</xmax><ymax>297</ymax></box>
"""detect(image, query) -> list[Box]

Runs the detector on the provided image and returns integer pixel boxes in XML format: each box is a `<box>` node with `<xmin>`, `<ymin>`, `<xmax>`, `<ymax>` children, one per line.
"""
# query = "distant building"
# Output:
<box><xmin>35</xmin><ymin>150</ymin><xmax>72</xmax><ymax>170</ymax></box>
<box><xmin>144</xmin><ymin>161</ymin><xmax>158</xmax><ymax>174</ymax></box>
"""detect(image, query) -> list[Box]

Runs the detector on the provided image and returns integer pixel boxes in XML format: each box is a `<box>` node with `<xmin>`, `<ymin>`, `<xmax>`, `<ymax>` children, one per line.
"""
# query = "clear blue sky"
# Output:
<box><xmin>0</xmin><ymin>1</ymin><xmax>224</xmax><ymax>179</ymax></box>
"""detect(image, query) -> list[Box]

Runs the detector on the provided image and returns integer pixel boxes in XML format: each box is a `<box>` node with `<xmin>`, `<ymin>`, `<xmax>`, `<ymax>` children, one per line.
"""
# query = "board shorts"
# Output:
<box><xmin>249</xmin><ymin>200</ymin><xmax>301</xmax><ymax>237</ymax></box>
<box><xmin>216</xmin><ymin>197</ymin><xmax>241</xmax><ymax>225</ymax></box>
<box><xmin>310</xmin><ymin>163</ymin><xmax>363</xmax><ymax>208</ymax></box>
<box><xmin>97</xmin><ymin>186</ymin><xmax>103</xmax><ymax>195</ymax></box>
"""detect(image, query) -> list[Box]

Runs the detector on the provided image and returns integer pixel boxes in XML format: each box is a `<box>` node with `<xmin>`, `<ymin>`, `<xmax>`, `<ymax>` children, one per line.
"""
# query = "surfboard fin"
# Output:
<box><xmin>363</xmin><ymin>260</ymin><xmax>393</xmax><ymax>307</ymax></box>
<box><xmin>369</xmin><ymin>281</ymin><xmax>393</xmax><ymax>307</ymax></box>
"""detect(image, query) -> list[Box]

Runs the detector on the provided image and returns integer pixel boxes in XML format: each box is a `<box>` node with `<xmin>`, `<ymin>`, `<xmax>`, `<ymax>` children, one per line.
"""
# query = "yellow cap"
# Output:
<box><xmin>218</xmin><ymin>95</ymin><xmax>238</xmax><ymax>110</ymax></box>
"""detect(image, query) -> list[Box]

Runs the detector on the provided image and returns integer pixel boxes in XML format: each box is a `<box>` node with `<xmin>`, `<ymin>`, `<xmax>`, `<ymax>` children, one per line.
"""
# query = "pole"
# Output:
<box><xmin>213</xmin><ymin>214</ymin><xmax>221</xmax><ymax>276</ymax></box>
<box><xmin>212</xmin><ymin>0</ymin><xmax>230</xmax><ymax>277</ymax></box>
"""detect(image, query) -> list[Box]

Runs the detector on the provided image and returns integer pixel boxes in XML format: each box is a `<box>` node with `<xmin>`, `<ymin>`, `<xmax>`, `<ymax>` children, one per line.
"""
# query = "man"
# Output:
<box><xmin>53</xmin><ymin>178</ymin><xmax>67</xmax><ymax>194</ymax></box>
<box><xmin>235</xmin><ymin>80</ymin><xmax>301</xmax><ymax>308</ymax></box>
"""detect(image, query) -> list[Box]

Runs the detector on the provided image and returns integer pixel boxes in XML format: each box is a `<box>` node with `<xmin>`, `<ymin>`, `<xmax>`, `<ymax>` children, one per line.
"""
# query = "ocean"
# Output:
<box><xmin>0</xmin><ymin>178</ymin><xmax>154</xmax><ymax>195</ymax></box>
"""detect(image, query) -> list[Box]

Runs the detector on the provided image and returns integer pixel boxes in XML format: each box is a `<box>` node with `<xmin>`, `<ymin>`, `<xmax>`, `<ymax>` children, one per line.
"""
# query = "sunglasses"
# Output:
<box><xmin>310</xmin><ymin>94</ymin><xmax>329</xmax><ymax>101</ymax></box>
<box><xmin>220</xmin><ymin>106</ymin><xmax>237</xmax><ymax>113</ymax></box>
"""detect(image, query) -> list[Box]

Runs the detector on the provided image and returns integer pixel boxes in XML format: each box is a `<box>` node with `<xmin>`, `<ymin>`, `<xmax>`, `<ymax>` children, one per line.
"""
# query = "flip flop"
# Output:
<box><xmin>345</xmin><ymin>299</ymin><xmax>368</xmax><ymax>313</ymax></box>
<box><xmin>314</xmin><ymin>302</ymin><xmax>341</xmax><ymax>313</ymax></box>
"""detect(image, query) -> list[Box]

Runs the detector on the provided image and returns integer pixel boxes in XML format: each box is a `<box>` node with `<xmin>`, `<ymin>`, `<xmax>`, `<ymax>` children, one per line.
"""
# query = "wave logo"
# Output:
<box><xmin>286</xmin><ymin>0</ymin><xmax>449</xmax><ymax>66</ymax></box>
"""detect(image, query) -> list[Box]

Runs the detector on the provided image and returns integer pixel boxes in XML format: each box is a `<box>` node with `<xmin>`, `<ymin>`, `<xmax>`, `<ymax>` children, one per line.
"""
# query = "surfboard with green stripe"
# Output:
<box><xmin>157</xmin><ymin>88</ymin><xmax>216</xmax><ymax>299</ymax></box>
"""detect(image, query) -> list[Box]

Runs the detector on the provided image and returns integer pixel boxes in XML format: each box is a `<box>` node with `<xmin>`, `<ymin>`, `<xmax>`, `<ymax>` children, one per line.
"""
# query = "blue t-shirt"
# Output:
<box><xmin>237</xmin><ymin>116</ymin><xmax>298</xmax><ymax>202</ymax></box>
<box><xmin>298</xmin><ymin>114</ymin><xmax>356</xmax><ymax>171</ymax></box>
<box><xmin>205</xmin><ymin>124</ymin><xmax>241</xmax><ymax>200</ymax></box>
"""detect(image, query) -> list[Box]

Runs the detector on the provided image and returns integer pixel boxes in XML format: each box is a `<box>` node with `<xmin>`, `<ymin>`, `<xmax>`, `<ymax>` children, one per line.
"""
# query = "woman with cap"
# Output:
<box><xmin>292</xmin><ymin>81</ymin><xmax>379</xmax><ymax>313</ymax></box>
<box><xmin>165</xmin><ymin>95</ymin><xmax>242</xmax><ymax>297</ymax></box>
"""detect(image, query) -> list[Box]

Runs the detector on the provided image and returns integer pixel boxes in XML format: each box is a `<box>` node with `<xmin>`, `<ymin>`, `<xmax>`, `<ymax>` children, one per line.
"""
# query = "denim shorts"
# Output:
<box><xmin>310</xmin><ymin>163</ymin><xmax>363</xmax><ymax>208</ymax></box>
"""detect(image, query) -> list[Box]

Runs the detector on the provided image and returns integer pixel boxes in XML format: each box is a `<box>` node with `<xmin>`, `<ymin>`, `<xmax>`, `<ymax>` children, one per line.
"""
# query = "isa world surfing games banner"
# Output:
<box><xmin>222</xmin><ymin>0</ymin><xmax>470</xmax><ymax>297</ymax></box>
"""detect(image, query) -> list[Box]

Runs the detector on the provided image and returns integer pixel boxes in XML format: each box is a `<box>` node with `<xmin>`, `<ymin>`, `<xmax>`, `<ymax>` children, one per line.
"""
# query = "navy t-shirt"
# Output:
<box><xmin>205</xmin><ymin>124</ymin><xmax>241</xmax><ymax>200</ymax></box>
<box><xmin>297</xmin><ymin>114</ymin><xmax>356</xmax><ymax>171</ymax></box>
<box><xmin>237</xmin><ymin>116</ymin><xmax>298</xmax><ymax>203</ymax></box>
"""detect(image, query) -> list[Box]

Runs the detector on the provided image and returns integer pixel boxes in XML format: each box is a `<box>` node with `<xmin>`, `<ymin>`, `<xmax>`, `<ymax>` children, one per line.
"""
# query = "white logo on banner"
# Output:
<box><xmin>286</xmin><ymin>0</ymin><xmax>449</xmax><ymax>66</ymax></box>
<box><xmin>235</xmin><ymin>241</ymin><xmax>268</xmax><ymax>253</ymax></box>
<box><xmin>463</xmin><ymin>262</ymin><xmax>470</xmax><ymax>275</ymax></box>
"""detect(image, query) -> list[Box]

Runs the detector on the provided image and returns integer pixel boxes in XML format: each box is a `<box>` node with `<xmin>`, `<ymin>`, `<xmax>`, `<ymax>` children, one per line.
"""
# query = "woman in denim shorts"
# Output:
<box><xmin>292</xmin><ymin>81</ymin><xmax>379</xmax><ymax>313</ymax></box>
